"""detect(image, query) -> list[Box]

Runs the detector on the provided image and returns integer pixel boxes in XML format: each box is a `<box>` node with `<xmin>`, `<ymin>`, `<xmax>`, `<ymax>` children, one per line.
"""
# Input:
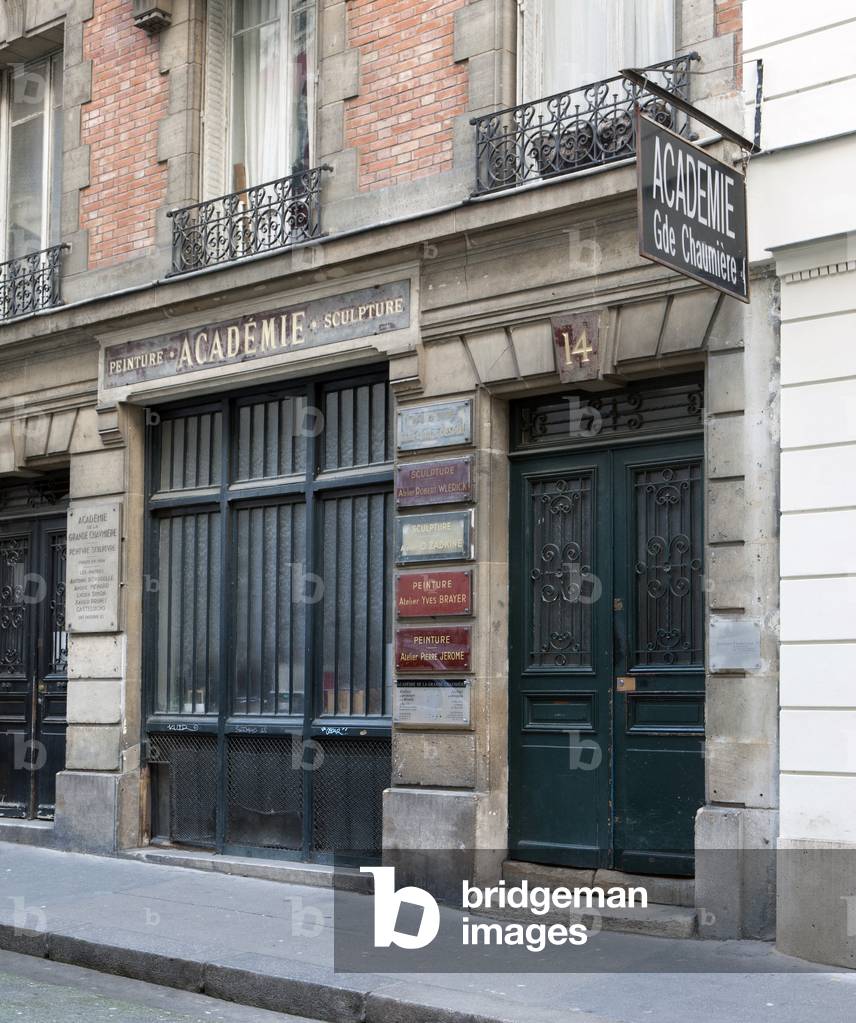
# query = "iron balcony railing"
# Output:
<box><xmin>168</xmin><ymin>164</ymin><xmax>332</xmax><ymax>275</ymax></box>
<box><xmin>471</xmin><ymin>54</ymin><xmax>699</xmax><ymax>196</ymax></box>
<box><xmin>0</xmin><ymin>244</ymin><xmax>68</xmax><ymax>321</ymax></box>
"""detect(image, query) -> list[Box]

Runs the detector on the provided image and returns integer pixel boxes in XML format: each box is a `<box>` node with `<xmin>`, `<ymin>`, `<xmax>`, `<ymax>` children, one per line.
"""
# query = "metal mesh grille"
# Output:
<box><xmin>148</xmin><ymin>732</ymin><xmax>218</xmax><ymax>848</ymax></box>
<box><xmin>226</xmin><ymin>735</ymin><xmax>303</xmax><ymax>850</ymax></box>
<box><xmin>312</xmin><ymin>737</ymin><xmax>390</xmax><ymax>854</ymax></box>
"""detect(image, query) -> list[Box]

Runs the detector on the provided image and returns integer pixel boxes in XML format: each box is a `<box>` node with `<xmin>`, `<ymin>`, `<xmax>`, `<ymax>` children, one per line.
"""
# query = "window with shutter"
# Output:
<box><xmin>201</xmin><ymin>0</ymin><xmax>316</xmax><ymax>198</ymax></box>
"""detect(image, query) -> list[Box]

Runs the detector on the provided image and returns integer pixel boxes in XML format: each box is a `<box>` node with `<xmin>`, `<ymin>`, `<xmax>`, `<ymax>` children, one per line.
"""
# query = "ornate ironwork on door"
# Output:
<box><xmin>528</xmin><ymin>472</ymin><xmax>594</xmax><ymax>668</ymax></box>
<box><xmin>633</xmin><ymin>461</ymin><xmax>703</xmax><ymax>667</ymax></box>
<box><xmin>0</xmin><ymin>537</ymin><xmax>28</xmax><ymax>678</ymax></box>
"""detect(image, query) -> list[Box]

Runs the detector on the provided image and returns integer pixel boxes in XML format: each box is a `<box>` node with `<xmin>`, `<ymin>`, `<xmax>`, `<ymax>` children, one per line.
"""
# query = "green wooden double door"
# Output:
<box><xmin>509</xmin><ymin>437</ymin><xmax>705</xmax><ymax>876</ymax></box>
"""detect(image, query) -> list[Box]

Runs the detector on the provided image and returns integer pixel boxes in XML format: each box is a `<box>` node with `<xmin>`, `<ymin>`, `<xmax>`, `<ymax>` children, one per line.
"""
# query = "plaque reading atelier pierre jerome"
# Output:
<box><xmin>395</xmin><ymin>511</ymin><xmax>473</xmax><ymax>564</ymax></box>
<box><xmin>394</xmin><ymin>680</ymin><xmax>471</xmax><ymax>727</ymax></box>
<box><xmin>66</xmin><ymin>503</ymin><xmax>122</xmax><ymax>633</ymax></box>
<box><xmin>396</xmin><ymin>570</ymin><xmax>473</xmax><ymax>617</ymax></box>
<box><xmin>395</xmin><ymin>457</ymin><xmax>474</xmax><ymax>508</ymax></box>
<box><xmin>395</xmin><ymin>627</ymin><xmax>472</xmax><ymax>673</ymax></box>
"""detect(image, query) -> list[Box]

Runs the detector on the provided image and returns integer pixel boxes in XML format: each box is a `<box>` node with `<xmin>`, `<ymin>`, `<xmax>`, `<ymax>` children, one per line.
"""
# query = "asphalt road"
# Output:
<box><xmin>0</xmin><ymin>950</ymin><xmax>309</xmax><ymax>1023</ymax></box>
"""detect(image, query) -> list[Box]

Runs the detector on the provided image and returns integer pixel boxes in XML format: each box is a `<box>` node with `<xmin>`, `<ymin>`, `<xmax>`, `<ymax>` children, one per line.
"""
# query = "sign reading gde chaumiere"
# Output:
<box><xmin>66</xmin><ymin>503</ymin><xmax>122</xmax><ymax>633</ymax></box>
<box><xmin>102</xmin><ymin>280</ymin><xmax>411</xmax><ymax>389</ymax></box>
<box><xmin>637</xmin><ymin>112</ymin><xmax>749</xmax><ymax>303</ymax></box>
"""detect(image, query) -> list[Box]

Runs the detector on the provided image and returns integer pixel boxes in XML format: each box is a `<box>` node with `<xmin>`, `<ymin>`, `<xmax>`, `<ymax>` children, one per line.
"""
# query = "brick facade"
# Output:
<box><xmin>715</xmin><ymin>0</ymin><xmax>743</xmax><ymax>82</ymax></box>
<box><xmin>79</xmin><ymin>0</ymin><xmax>168</xmax><ymax>268</ymax></box>
<box><xmin>345</xmin><ymin>0</ymin><xmax>469</xmax><ymax>191</ymax></box>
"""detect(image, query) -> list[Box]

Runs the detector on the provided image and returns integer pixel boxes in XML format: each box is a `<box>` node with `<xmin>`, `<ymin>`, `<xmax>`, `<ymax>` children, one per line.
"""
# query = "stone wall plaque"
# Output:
<box><xmin>394</xmin><ymin>680</ymin><xmax>471</xmax><ymax>727</ymax></box>
<box><xmin>709</xmin><ymin>616</ymin><xmax>762</xmax><ymax>673</ymax></box>
<box><xmin>396</xmin><ymin>399</ymin><xmax>473</xmax><ymax>452</ymax></box>
<box><xmin>552</xmin><ymin>310</ymin><xmax>604</xmax><ymax>383</ymax></box>
<box><xmin>102</xmin><ymin>280</ymin><xmax>411</xmax><ymax>390</ymax></box>
<box><xmin>396</xmin><ymin>570</ymin><xmax>473</xmax><ymax>617</ymax></box>
<box><xmin>396</xmin><ymin>511</ymin><xmax>473</xmax><ymax>564</ymax></box>
<box><xmin>395</xmin><ymin>457</ymin><xmax>473</xmax><ymax>507</ymax></box>
<box><xmin>66</xmin><ymin>502</ymin><xmax>122</xmax><ymax>633</ymax></box>
<box><xmin>395</xmin><ymin>626</ymin><xmax>472</xmax><ymax>673</ymax></box>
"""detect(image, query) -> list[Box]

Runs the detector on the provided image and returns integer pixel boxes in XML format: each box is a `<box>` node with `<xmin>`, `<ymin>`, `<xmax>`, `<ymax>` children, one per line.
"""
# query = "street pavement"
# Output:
<box><xmin>0</xmin><ymin>842</ymin><xmax>855</xmax><ymax>1023</ymax></box>
<box><xmin>0</xmin><ymin>949</ymin><xmax>311</xmax><ymax>1023</ymax></box>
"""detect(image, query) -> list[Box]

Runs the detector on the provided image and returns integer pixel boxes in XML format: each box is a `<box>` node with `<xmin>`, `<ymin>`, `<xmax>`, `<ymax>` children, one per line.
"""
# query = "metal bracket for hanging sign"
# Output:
<box><xmin>620</xmin><ymin>67</ymin><xmax>763</xmax><ymax>155</ymax></box>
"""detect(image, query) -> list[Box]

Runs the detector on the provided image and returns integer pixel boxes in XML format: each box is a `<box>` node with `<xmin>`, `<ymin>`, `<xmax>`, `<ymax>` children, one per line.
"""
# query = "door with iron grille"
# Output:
<box><xmin>144</xmin><ymin>369</ymin><xmax>393</xmax><ymax>859</ymax></box>
<box><xmin>509</xmin><ymin>380</ymin><xmax>705</xmax><ymax>875</ymax></box>
<box><xmin>0</xmin><ymin>484</ymin><xmax>68</xmax><ymax>820</ymax></box>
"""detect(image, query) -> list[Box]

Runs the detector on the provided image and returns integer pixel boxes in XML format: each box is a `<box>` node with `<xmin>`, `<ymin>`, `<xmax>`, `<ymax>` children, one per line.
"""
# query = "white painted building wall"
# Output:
<box><xmin>744</xmin><ymin>0</ymin><xmax>856</xmax><ymax>964</ymax></box>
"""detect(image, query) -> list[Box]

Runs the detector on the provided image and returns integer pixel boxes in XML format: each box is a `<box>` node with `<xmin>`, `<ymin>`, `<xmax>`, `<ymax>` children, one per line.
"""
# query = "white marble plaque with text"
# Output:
<box><xmin>67</xmin><ymin>502</ymin><xmax>122</xmax><ymax>633</ymax></box>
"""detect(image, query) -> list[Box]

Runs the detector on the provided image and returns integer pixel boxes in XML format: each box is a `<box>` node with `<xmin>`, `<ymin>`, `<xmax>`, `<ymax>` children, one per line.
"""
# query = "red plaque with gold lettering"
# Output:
<box><xmin>395</xmin><ymin>457</ymin><xmax>473</xmax><ymax>507</ymax></box>
<box><xmin>395</xmin><ymin>626</ymin><xmax>472</xmax><ymax>673</ymax></box>
<box><xmin>396</xmin><ymin>570</ymin><xmax>473</xmax><ymax>618</ymax></box>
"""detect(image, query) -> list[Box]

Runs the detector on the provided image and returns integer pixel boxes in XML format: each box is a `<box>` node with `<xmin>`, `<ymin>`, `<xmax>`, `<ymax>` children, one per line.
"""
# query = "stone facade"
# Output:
<box><xmin>0</xmin><ymin>0</ymin><xmax>829</xmax><ymax>960</ymax></box>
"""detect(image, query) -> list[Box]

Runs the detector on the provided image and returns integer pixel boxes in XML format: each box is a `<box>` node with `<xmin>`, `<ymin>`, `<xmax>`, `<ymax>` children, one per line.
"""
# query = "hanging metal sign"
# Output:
<box><xmin>636</xmin><ymin>111</ymin><xmax>749</xmax><ymax>303</ymax></box>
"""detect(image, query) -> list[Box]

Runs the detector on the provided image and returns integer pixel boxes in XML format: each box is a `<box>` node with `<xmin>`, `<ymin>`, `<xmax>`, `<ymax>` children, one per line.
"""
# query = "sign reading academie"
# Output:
<box><xmin>102</xmin><ymin>280</ymin><xmax>411</xmax><ymax>389</ymax></box>
<box><xmin>636</xmin><ymin>112</ymin><xmax>749</xmax><ymax>303</ymax></box>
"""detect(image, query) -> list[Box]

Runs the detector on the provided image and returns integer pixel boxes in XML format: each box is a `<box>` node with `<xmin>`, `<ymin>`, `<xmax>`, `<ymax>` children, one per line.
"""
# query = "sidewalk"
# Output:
<box><xmin>0</xmin><ymin>842</ymin><xmax>853</xmax><ymax>1023</ymax></box>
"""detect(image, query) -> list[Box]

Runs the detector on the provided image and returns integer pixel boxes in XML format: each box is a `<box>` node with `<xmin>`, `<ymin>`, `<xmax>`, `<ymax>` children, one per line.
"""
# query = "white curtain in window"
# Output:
<box><xmin>542</xmin><ymin>0</ymin><xmax>674</xmax><ymax>96</ymax></box>
<box><xmin>232</xmin><ymin>0</ymin><xmax>286</xmax><ymax>189</ymax></box>
<box><xmin>229</xmin><ymin>0</ymin><xmax>314</xmax><ymax>191</ymax></box>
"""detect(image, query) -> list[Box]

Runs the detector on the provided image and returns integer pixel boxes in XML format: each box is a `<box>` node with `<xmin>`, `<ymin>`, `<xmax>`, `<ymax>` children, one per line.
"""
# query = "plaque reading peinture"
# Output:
<box><xmin>102</xmin><ymin>280</ymin><xmax>411</xmax><ymax>390</ymax></box>
<box><xmin>395</xmin><ymin>457</ymin><xmax>473</xmax><ymax>508</ymax></box>
<box><xmin>66</xmin><ymin>502</ymin><xmax>122</xmax><ymax>633</ymax></box>
<box><xmin>395</xmin><ymin>627</ymin><xmax>472</xmax><ymax>673</ymax></box>
<box><xmin>397</xmin><ymin>399</ymin><xmax>473</xmax><ymax>452</ymax></box>
<box><xmin>396</xmin><ymin>511</ymin><xmax>473</xmax><ymax>564</ymax></box>
<box><xmin>394</xmin><ymin>680</ymin><xmax>471</xmax><ymax>727</ymax></box>
<box><xmin>396</xmin><ymin>570</ymin><xmax>473</xmax><ymax>617</ymax></box>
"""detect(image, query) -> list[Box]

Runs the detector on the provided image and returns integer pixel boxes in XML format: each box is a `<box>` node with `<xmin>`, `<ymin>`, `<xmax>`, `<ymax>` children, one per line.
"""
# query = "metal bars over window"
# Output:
<box><xmin>144</xmin><ymin>368</ymin><xmax>394</xmax><ymax>859</ymax></box>
<box><xmin>471</xmin><ymin>54</ymin><xmax>697</xmax><ymax>196</ymax></box>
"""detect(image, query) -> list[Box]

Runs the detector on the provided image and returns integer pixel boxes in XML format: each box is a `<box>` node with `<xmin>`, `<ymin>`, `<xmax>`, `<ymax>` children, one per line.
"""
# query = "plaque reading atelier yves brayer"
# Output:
<box><xmin>396</xmin><ymin>570</ymin><xmax>473</xmax><ymax>617</ymax></box>
<box><xmin>66</xmin><ymin>503</ymin><xmax>122</xmax><ymax>633</ymax></box>
<box><xmin>395</xmin><ymin>627</ymin><xmax>472</xmax><ymax>673</ymax></box>
<box><xmin>396</xmin><ymin>511</ymin><xmax>473</xmax><ymax>564</ymax></box>
<box><xmin>396</xmin><ymin>399</ymin><xmax>473</xmax><ymax>452</ymax></box>
<box><xmin>395</xmin><ymin>457</ymin><xmax>474</xmax><ymax>508</ymax></box>
<box><xmin>394</xmin><ymin>680</ymin><xmax>471</xmax><ymax>727</ymax></box>
<box><xmin>102</xmin><ymin>280</ymin><xmax>411</xmax><ymax>389</ymax></box>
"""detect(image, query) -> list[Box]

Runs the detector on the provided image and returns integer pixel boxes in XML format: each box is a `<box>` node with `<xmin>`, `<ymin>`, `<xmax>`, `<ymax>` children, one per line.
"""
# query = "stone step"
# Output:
<box><xmin>503</xmin><ymin>859</ymin><xmax>695</xmax><ymax>907</ymax></box>
<box><xmin>0</xmin><ymin>818</ymin><xmax>56</xmax><ymax>849</ymax></box>
<box><xmin>121</xmin><ymin>845</ymin><xmax>372</xmax><ymax>893</ymax></box>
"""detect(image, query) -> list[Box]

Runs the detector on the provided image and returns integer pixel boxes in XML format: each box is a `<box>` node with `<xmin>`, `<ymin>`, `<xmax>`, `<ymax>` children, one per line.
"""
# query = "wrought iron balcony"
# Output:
<box><xmin>0</xmin><ymin>244</ymin><xmax>68</xmax><ymax>321</ymax></box>
<box><xmin>471</xmin><ymin>54</ymin><xmax>698</xmax><ymax>196</ymax></box>
<box><xmin>168</xmin><ymin>165</ymin><xmax>331</xmax><ymax>275</ymax></box>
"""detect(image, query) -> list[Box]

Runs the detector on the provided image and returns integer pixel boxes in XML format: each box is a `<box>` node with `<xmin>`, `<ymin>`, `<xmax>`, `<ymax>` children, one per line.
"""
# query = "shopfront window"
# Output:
<box><xmin>145</xmin><ymin>370</ymin><xmax>393</xmax><ymax>857</ymax></box>
<box><xmin>147</xmin><ymin>372</ymin><xmax>393</xmax><ymax>723</ymax></box>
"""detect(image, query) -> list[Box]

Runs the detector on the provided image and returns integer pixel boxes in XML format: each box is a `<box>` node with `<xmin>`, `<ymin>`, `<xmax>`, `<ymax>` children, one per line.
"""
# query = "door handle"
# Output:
<box><xmin>616</xmin><ymin>676</ymin><xmax>636</xmax><ymax>692</ymax></box>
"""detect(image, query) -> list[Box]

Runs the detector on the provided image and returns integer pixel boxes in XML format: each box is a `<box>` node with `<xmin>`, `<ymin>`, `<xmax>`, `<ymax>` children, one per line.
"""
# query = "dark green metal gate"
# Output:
<box><xmin>0</xmin><ymin>477</ymin><xmax>69</xmax><ymax>821</ymax></box>
<box><xmin>509</xmin><ymin>377</ymin><xmax>705</xmax><ymax>876</ymax></box>
<box><xmin>143</xmin><ymin>367</ymin><xmax>393</xmax><ymax>860</ymax></box>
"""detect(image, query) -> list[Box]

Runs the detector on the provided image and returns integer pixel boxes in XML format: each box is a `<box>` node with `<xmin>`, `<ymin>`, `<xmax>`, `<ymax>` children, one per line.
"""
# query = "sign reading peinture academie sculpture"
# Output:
<box><xmin>102</xmin><ymin>280</ymin><xmax>411</xmax><ymax>389</ymax></box>
<box><xmin>637</xmin><ymin>112</ymin><xmax>749</xmax><ymax>302</ymax></box>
